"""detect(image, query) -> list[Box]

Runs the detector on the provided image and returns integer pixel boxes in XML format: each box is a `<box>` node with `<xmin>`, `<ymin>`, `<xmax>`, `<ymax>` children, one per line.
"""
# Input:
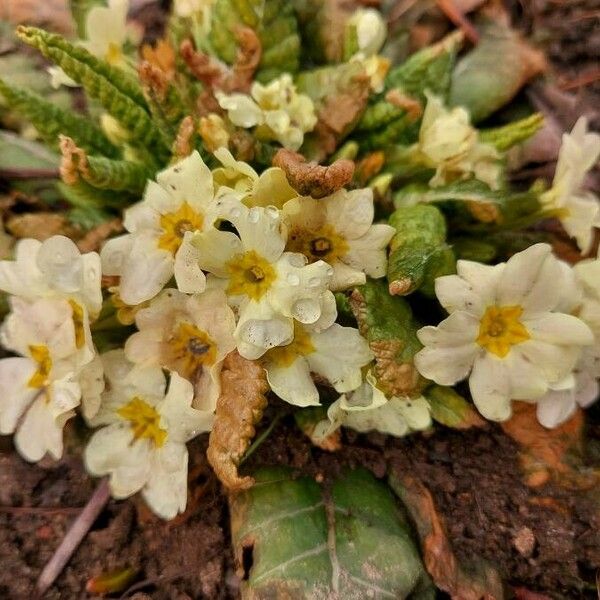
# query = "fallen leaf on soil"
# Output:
<box><xmin>207</xmin><ymin>351</ymin><xmax>269</xmax><ymax>492</ymax></box>
<box><xmin>388</xmin><ymin>469</ymin><xmax>504</xmax><ymax>600</ymax></box>
<box><xmin>230</xmin><ymin>466</ymin><xmax>432</xmax><ymax>599</ymax></box>
<box><xmin>6</xmin><ymin>212</ymin><xmax>79</xmax><ymax>240</ymax></box>
<box><xmin>272</xmin><ymin>149</ymin><xmax>354</xmax><ymax>199</ymax></box>
<box><xmin>76</xmin><ymin>218</ymin><xmax>123</xmax><ymax>253</ymax></box>
<box><xmin>501</xmin><ymin>402</ymin><xmax>599</xmax><ymax>489</ymax></box>
<box><xmin>86</xmin><ymin>567</ymin><xmax>137</xmax><ymax>595</ymax></box>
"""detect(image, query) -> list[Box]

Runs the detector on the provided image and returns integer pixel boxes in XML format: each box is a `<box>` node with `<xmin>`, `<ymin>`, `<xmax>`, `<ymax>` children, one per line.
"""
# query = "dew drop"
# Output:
<box><xmin>248</xmin><ymin>208</ymin><xmax>260</xmax><ymax>223</ymax></box>
<box><xmin>229</xmin><ymin>207</ymin><xmax>241</xmax><ymax>219</ymax></box>
<box><xmin>308</xmin><ymin>277</ymin><xmax>321</xmax><ymax>288</ymax></box>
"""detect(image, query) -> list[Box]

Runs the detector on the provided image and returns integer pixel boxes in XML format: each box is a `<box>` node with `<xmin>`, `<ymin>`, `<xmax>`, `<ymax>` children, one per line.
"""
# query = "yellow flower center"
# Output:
<box><xmin>264</xmin><ymin>323</ymin><xmax>315</xmax><ymax>367</ymax></box>
<box><xmin>27</xmin><ymin>345</ymin><xmax>52</xmax><ymax>389</ymax></box>
<box><xmin>166</xmin><ymin>321</ymin><xmax>217</xmax><ymax>379</ymax></box>
<box><xmin>287</xmin><ymin>224</ymin><xmax>349</xmax><ymax>264</ymax></box>
<box><xmin>157</xmin><ymin>202</ymin><xmax>205</xmax><ymax>255</ymax></box>
<box><xmin>105</xmin><ymin>42</ymin><xmax>123</xmax><ymax>66</ymax></box>
<box><xmin>225</xmin><ymin>250</ymin><xmax>276</xmax><ymax>301</ymax></box>
<box><xmin>69</xmin><ymin>300</ymin><xmax>86</xmax><ymax>349</ymax></box>
<box><xmin>476</xmin><ymin>305</ymin><xmax>530</xmax><ymax>358</ymax></box>
<box><xmin>117</xmin><ymin>397</ymin><xmax>167</xmax><ymax>447</ymax></box>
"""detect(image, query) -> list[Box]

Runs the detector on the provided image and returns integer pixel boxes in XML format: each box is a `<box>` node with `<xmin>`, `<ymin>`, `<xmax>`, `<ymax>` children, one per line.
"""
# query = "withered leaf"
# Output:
<box><xmin>207</xmin><ymin>351</ymin><xmax>269</xmax><ymax>492</ymax></box>
<box><xmin>272</xmin><ymin>149</ymin><xmax>354</xmax><ymax>199</ymax></box>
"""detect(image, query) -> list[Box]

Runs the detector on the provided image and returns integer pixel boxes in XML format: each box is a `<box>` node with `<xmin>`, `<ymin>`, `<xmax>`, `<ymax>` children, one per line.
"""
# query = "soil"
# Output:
<box><xmin>2</xmin><ymin>404</ymin><xmax>597</xmax><ymax>599</ymax></box>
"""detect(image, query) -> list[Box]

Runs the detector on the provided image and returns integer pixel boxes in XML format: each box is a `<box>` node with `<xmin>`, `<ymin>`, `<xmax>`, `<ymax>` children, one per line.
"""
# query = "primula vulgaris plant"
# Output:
<box><xmin>0</xmin><ymin>0</ymin><xmax>599</xmax><ymax>521</ymax></box>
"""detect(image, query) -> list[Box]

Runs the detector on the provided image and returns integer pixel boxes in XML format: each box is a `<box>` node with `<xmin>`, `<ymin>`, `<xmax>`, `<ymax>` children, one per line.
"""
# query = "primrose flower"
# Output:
<box><xmin>85</xmin><ymin>350</ymin><xmax>213</xmax><ymax>519</ymax></box>
<box><xmin>125</xmin><ymin>288</ymin><xmax>236</xmax><ymax>410</ymax></box>
<box><xmin>82</xmin><ymin>0</ymin><xmax>129</xmax><ymax>66</ymax></box>
<box><xmin>415</xmin><ymin>244</ymin><xmax>594</xmax><ymax>421</ymax></box>
<box><xmin>539</xmin><ymin>118</ymin><xmax>600</xmax><ymax>254</ymax></box>
<box><xmin>101</xmin><ymin>151</ymin><xmax>217</xmax><ymax>305</ymax></box>
<box><xmin>0</xmin><ymin>235</ymin><xmax>102</xmax><ymax>317</ymax></box>
<box><xmin>262</xmin><ymin>322</ymin><xmax>373</xmax><ymax>407</ymax></box>
<box><xmin>314</xmin><ymin>375</ymin><xmax>431</xmax><ymax>438</ymax></box>
<box><xmin>283</xmin><ymin>189</ymin><xmax>395</xmax><ymax>291</ymax></box>
<box><xmin>212</xmin><ymin>147</ymin><xmax>297</xmax><ymax>209</ymax></box>
<box><xmin>417</xmin><ymin>93</ymin><xmax>501</xmax><ymax>190</ymax></box>
<box><xmin>187</xmin><ymin>197</ymin><xmax>336</xmax><ymax>359</ymax></box>
<box><xmin>216</xmin><ymin>74</ymin><xmax>318</xmax><ymax>151</ymax></box>
<box><xmin>0</xmin><ymin>297</ymin><xmax>95</xmax><ymax>461</ymax></box>
<box><xmin>347</xmin><ymin>8</ymin><xmax>387</xmax><ymax>57</ymax></box>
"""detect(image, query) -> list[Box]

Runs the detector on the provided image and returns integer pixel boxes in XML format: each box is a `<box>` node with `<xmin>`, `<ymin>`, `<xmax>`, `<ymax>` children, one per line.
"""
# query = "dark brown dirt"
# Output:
<box><xmin>0</xmin><ymin>434</ymin><xmax>238</xmax><ymax>600</ymax></box>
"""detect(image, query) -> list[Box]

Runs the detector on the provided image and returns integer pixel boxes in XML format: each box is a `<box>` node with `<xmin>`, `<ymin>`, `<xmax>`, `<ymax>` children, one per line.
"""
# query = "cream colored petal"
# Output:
<box><xmin>497</xmin><ymin>243</ymin><xmax>564</xmax><ymax>313</ymax></box>
<box><xmin>469</xmin><ymin>354</ymin><xmax>512</xmax><ymax>421</ymax></box>
<box><xmin>395</xmin><ymin>396</ymin><xmax>432</xmax><ymax>430</ymax></box>
<box><xmin>0</xmin><ymin>357</ymin><xmax>38</xmax><ymax>434</ymax></box>
<box><xmin>0</xmin><ymin>238</ymin><xmax>44</xmax><ymax>297</ymax></box>
<box><xmin>338</xmin><ymin>375</ymin><xmax>387</xmax><ymax>411</ymax></box>
<box><xmin>236</xmin><ymin>299</ymin><xmax>294</xmax><ymax>359</ymax></box>
<box><xmin>454</xmin><ymin>260</ymin><xmax>504</xmax><ymax>309</ymax></box>
<box><xmin>100</xmin><ymin>234</ymin><xmax>134</xmax><ymax>276</ymax></box>
<box><xmin>325</xmin><ymin>188</ymin><xmax>374</xmax><ymax>240</ymax></box>
<box><xmin>174</xmin><ymin>233</ymin><xmax>207</xmax><ymax>295</ymax></box>
<box><xmin>85</xmin><ymin>424</ymin><xmax>153</xmax><ymax>498</ymax></box>
<box><xmin>518</xmin><ymin>339</ymin><xmax>580</xmax><ymax>384</ymax></box>
<box><xmin>79</xmin><ymin>354</ymin><xmax>105</xmax><ymax>422</ymax></box>
<box><xmin>251</xmin><ymin>168</ymin><xmax>297</xmax><ymax>209</ymax></box>
<box><xmin>561</xmin><ymin>193</ymin><xmax>600</xmax><ymax>254</ymax></box>
<box><xmin>308</xmin><ymin>290</ymin><xmax>338</xmax><ymax>332</ymax></box>
<box><xmin>434</xmin><ymin>274</ymin><xmax>487</xmax><ymax>316</ymax></box>
<box><xmin>216</xmin><ymin>92</ymin><xmax>264</xmax><ymax>128</ymax></box>
<box><xmin>269</xmin><ymin>254</ymin><xmax>333</xmax><ymax>324</ymax></box>
<box><xmin>414</xmin><ymin>343</ymin><xmax>478</xmax><ymax>385</ymax></box>
<box><xmin>119</xmin><ymin>235</ymin><xmax>173</xmax><ymax>305</ymax></box>
<box><xmin>281</xmin><ymin>196</ymin><xmax>326</xmax><ymax>232</ymax></box>
<box><xmin>133</xmin><ymin>288</ymin><xmax>187</xmax><ymax>330</ymax></box>
<box><xmin>50</xmin><ymin>377</ymin><xmax>82</xmax><ymax>416</ymax></box>
<box><xmin>78</xmin><ymin>252</ymin><xmax>103</xmax><ymax>316</ymax></box>
<box><xmin>505</xmin><ymin>350</ymin><xmax>548</xmax><ymax>400</ymax></box>
<box><xmin>142</xmin><ymin>442</ymin><xmax>189</xmax><ymax>519</ymax></box>
<box><xmin>156</xmin><ymin>150</ymin><xmax>214</xmax><ymax>210</ymax></box>
<box><xmin>307</xmin><ymin>324</ymin><xmax>372</xmax><ymax>392</ymax></box>
<box><xmin>536</xmin><ymin>390</ymin><xmax>577</xmax><ymax>429</ymax></box>
<box><xmin>15</xmin><ymin>395</ymin><xmax>73</xmax><ymax>462</ymax></box>
<box><xmin>124</xmin><ymin>328</ymin><xmax>164</xmax><ymax>366</ymax></box>
<box><xmin>265</xmin><ymin>356</ymin><xmax>319</xmax><ymax>407</ymax></box>
<box><xmin>524</xmin><ymin>313</ymin><xmax>593</xmax><ymax>346</ymax></box>
<box><xmin>137</xmin><ymin>181</ymin><xmax>176</xmax><ymax>222</ymax></box>
<box><xmin>160</xmin><ymin>372</ymin><xmax>214</xmax><ymax>441</ymax></box>
<box><xmin>343</xmin><ymin>223</ymin><xmax>395</xmax><ymax>279</ymax></box>
<box><xmin>416</xmin><ymin>311</ymin><xmax>479</xmax><ymax>347</ymax></box>
<box><xmin>36</xmin><ymin>235</ymin><xmax>83</xmax><ymax>294</ymax></box>
<box><xmin>328</xmin><ymin>260</ymin><xmax>366</xmax><ymax>292</ymax></box>
<box><xmin>191</xmin><ymin>228</ymin><xmax>242</xmax><ymax>278</ymax></box>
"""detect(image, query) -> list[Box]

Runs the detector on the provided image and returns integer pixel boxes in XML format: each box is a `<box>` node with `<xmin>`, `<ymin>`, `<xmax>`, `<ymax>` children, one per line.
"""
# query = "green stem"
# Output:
<box><xmin>239</xmin><ymin>412</ymin><xmax>283</xmax><ymax>466</ymax></box>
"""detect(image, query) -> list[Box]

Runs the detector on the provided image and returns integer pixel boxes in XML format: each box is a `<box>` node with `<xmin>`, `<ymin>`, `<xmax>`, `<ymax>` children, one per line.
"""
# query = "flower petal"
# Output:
<box><xmin>326</xmin><ymin>188</ymin><xmax>374</xmax><ymax>240</ymax></box>
<box><xmin>414</xmin><ymin>343</ymin><xmax>478</xmax><ymax>385</ymax></box>
<box><xmin>0</xmin><ymin>357</ymin><xmax>38</xmax><ymax>434</ymax></box>
<box><xmin>343</xmin><ymin>223</ymin><xmax>395</xmax><ymax>279</ymax></box>
<box><xmin>469</xmin><ymin>354</ymin><xmax>512</xmax><ymax>421</ymax></box>
<box><xmin>524</xmin><ymin>313</ymin><xmax>593</xmax><ymax>346</ymax></box>
<box><xmin>265</xmin><ymin>356</ymin><xmax>319</xmax><ymax>407</ymax></box>
<box><xmin>191</xmin><ymin>228</ymin><xmax>242</xmax><ymax>278</ymax></box>
<box><xmin>174</xmin><ymin>232</ymin><xmax>207</xmax><ymax>294</ymax></box>
<box><xmin>536</xmin><ymin>390</ymin><xmax>577</xmax><ymax>429</ymax></box>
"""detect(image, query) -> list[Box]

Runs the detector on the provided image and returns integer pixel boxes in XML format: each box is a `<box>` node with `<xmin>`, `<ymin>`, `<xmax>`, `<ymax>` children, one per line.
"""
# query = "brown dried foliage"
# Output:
<box><xmin>59</xmin><ymin>135</ymin><xmax>90</xmax><ymax>186</ymax></box>
<box><xmin>207</xmin><ymin>351</ymin><xmax>269</xmax><ymax>492</ymax></box>
<box><xmin>272</xmin><ymin>149</ymin><xmax>355</xmax><ymax>199</ymax></box>
<box><xmin>172</xmin><ymin>116</ymin><xmax>196</xmax><ymax>159</ymax></box>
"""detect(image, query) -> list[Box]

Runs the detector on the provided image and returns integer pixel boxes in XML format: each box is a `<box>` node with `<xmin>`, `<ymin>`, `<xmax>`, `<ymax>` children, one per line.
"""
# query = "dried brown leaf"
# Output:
<box><xmin>59</xmin><ymin>135</ymin><xmax>90</xmax><ymax>186</ymax></box>
<box><xmin>76</xmin><ymin>219</ymin><xmax>123</xmax><ymax>253</ymax></box>
<box><xmin>172</xmin><ymin>116</ymin><xmax>196</xmax><ymax>159</ymax></box>
<box><xmin>389</xmin><ymin>470</ymin><xmax>504</xmax><ymax>600</ymax></box>
<box><xmin>141</xmin><ymin>39</ymin><xmax>176</xmax><ymax>81</ymax></box>
<box><xmin>139</xmin><ymin>60</ymin><xmax>170</xmax><ymax>102</ymax></box>
<box><xmin>6</xmin><ymin>212</ymin><xmax>79</xmax><ymax>241</ymax></box>
<box><xmin>501</xmin><ymin>402</ymin><xmax>599</xmax><ymax>489</ymax></box>
<box><xmin>207</xmin><ymin>351</ymin><xmax>269</xmax><ymax>492</ymax></box>
<box><xmin>272</xmin><ymin>148</ymin><xmax>354</xmax><ymax>199</ymax></box>
<box><xmin>180</xmin><ymin>39</ymin><xmax>227</xmax><ymax>89</ymax></box>
<box><xmin>230</xmin><ymin>27</ymin><xmax>262</xmax><ymax>93</ymax></box>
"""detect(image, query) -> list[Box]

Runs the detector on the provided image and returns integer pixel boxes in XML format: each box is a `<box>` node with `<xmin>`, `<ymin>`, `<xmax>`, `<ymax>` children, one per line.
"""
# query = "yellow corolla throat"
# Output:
<box><xmin>105</xmin><ymin>42</ymin><xmax>124</xmax><ymax>66</ymax></box>
<box><xmin>27</xmin><ymin>345</ymin><xmax>52</xmax><ymax>389</ymax></box>
<box><xmin>167</xmin><ymin>321</ymin><xmax>217</xmax><ymax>379</ymax></box>
<box><xmin>265</xmin><ymin>324</ymin><xmax>316</xmax><ymax>367</ymax></box>
<box><xmin>287</xmin><ymin>224</ymin><xmax>349</xmax><ymax>264</ymax></box>
<box><xmin>225</xmin><ymin>250</ymin><xmax>277</xmax><ymax>301</ymax></box>
<box><xmin>117</xmin><ymin>397</ymin><xmax>167</xmax><ymax>447</ymax></box>
<box><xmin>158</xmin><ymin>202</ymin><xmax>205</xmax><ymax>255</ymax></box>
<box><xmin>69</xmin><ymin>300</ymin><xmax>86</xmax><ymax>349</ymax></box>
<box><xmin>476</xmin><ymin>305</ymin><xmax>530</xmax><ymax>358</ymax></box>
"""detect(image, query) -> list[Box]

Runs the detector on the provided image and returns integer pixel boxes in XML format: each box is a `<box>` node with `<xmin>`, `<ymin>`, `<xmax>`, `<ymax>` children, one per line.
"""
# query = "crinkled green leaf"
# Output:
<box><xmin>425</xmin><ymin>385</ymin><xmax>485</xmax><ymax>429</ymax></box>
<box><xmin>58</xmin><ymin>179</ymin><xmax>135</xmax><ymax>212</ymax></box>
<box><xmin>350</xmin><ymin>279</ymin><xmax>428</xmax><ymax>398</ymax></box>
<box><xmin>17</xmin><ymin>27</ymin><xmax>169</xmax><ymax>160</ymax></box>
<box><xmin>385</xmin><ymin>31</ymin><xmax>463</xmax><ymax>101</ymax></box>
<box><xmin>387</xmin><ymin>204</ymin><xmax>455</xmax><ymax>297</ymax></box>
<box><xmin>480</xmin><ymin>113</ymin><xmax>544</xmax><ymax>152</ymax></box>
<box><xmin>210</xmin><ymin>0</ymin><xmax>300</xmax><ymax>82</ymax></box>
<box><xmin>449</xmin><ymin>19</ymin><xmax>545</xmax><ymax>122</ymax></box>
<box><xmin>69</xmin><ymin>0</ymin><xmax>106</xmax><ymax>38</ymax></box>
<box><xmin>230</xmin><ymin>466</ymin><xmax>433</xmax><ymax>599</ymax></box>
<box><xmin>0</xmin><ymin>78</ymin><xmax>119</xmax><ymax>158</ymax></box>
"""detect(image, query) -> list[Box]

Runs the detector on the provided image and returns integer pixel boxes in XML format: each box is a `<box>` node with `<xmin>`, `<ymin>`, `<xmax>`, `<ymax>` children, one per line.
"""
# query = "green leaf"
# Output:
<box><xmin>17</xmin><ymin>27</ymin><xmax>169</xmax><ymax>159</ymax></box>
<box><xmin>349</xmin><ymin>279</ymin><xmax>428</xmax><ymax>397</ymax></box>
<box><xmin>210</xmin><ymin>0</ymin><xmax>300</xmax><ymax>82</ymax></box>
<box><xmin>0</xmin><ymin>130</ymin><xmax>58</xmax><ymax>171</ymax></box>
<box><xmin>0</xmin><ymin>78</ymin><xmax>119</xmax><ymax>158</ymax></box>
<box><xmin>230</xmin><ymin>466</ymin><xmax>432</xmax><ymax>599</ymax></box>
<box><xmin>58</xmin><ymin>179</ymin><xmax>135</xmax><ymax>212</ymax></box>
<box><xmin>425</xmin><ymin>385</ymin><xmax>485</xmax><ymax>429</ymax></box>
<box><xmin>69</xmin><ymin>0</ymin><xmax>106</xmax><ymax>38</ymax></box>
<box><xmin>449</xmin><ymin>20</ymin><xmax>546</xmax><ymax>122</ymax></box>
<box><xmin>385</xmin><ymin>31</ymin><xmax>463</xmax><ymax>101</ymax></box>
<box><xmin>387</xmin><ymin>204</ymin><xmax>455</xmax><ymax>297</ymax></box>
<box><xmin>480</xmin><ymin>113</ymin><xmax>544</xmax><ymax>151</ymax></box>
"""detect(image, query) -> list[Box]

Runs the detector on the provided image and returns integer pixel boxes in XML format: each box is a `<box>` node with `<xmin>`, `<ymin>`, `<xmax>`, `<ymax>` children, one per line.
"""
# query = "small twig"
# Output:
<box><xmin>239</xmin><ymin>412</ymin><xmax>283</xmax><ymax>466</ymax></box>
<box><xmin>435</xmin><ymin>0</ymin><xmax>480</xmax><ymax>44</ymax></box>
<box><xmin>0</xmin><ymin>168</ymin><xmax>60</xmax><ymax>180</ymax></box>
<box><xmin>558</xmin><ymin>69</ymin><xmax>600</xmax><ymax>92</ymax></box>
<box><xmin>35</xmin><ymin>478</ymin><xmax>111</xmax><ymax>598</ymax></box>
<box><xmin>0</xmin><ymin>506</ymin><xmax>83</xmax><ymax>516</ymax></box>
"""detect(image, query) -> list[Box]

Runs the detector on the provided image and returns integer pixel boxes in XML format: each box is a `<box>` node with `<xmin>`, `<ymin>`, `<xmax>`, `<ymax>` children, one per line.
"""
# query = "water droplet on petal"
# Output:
<box><xmin>308</xmin><ymin>277</ymin><xmax>321</xmax><ymax>288</ymax></box>
<box><xmin>265</xmin><ymin>206</ymin><xmax>279</xmax><ymax>219</ymax></box>
<box><xmin>248</xmin><ymin>208</ymin><xmax>260</xmax><ymax>223</ymax></box>
<box><xmin>229</xmin><ymin>207</ymin><xmax>241</xmax><ymax>219</ymax></box>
